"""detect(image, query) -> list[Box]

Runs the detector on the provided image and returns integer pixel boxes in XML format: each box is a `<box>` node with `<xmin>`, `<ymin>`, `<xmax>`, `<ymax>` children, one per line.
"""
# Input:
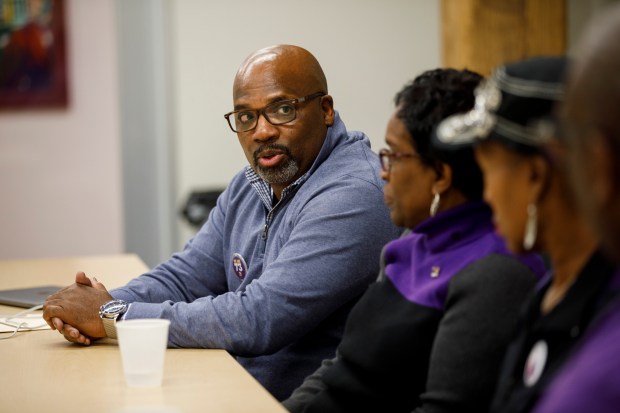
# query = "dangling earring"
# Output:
<box><xmin>523</xmin><ymin>203</ymin><xmax>538</xmax><ymax>251</ymax></box>
<box><xmin>430</xmin><ymin>192</ymin><xmax>441</xmax><ymax>217</ymax></box>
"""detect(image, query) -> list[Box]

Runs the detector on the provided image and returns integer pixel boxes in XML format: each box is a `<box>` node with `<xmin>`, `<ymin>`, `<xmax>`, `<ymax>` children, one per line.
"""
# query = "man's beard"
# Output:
<box><xmin>253</xmin><ymin>144</ymin><xmax>300</xmax><ymax>185</ymax></box>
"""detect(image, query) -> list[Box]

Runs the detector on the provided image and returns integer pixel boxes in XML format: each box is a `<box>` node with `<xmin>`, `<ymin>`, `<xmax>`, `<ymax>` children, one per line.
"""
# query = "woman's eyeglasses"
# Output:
<box><xmin>378</xmin><ymin>148</ymin><xmax>419</xmax><ymax>172</ymax></box>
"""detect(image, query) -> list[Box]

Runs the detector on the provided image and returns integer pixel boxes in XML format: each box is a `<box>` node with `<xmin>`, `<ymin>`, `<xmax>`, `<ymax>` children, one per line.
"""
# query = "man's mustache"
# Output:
<box><xmin>253</xmin><ymin>144</ymin><xmax>291</xmax><ymax>163</ymax></box>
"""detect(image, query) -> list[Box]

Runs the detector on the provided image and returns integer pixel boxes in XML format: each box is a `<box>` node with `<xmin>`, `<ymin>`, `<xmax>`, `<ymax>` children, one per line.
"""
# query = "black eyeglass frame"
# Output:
<box><xmin>224</xmin><ymin>91</ymin><xmax>326</xmax><ymax>133</ymax></box>
<box><xmin>378</xmin><ymin>148</ymin><xmax>419</xmax><ymax>173</ymax></box>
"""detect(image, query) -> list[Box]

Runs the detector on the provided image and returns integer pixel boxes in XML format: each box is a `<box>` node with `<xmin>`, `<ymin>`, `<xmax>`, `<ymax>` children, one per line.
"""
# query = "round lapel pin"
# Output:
<box><xmin>523</xmin><ymin>339</ymin><xmax>548</xmax><ymax>387</ymax></box>
<box><xmin>232</xmin><ymin>253</ymin><xmax>248</xmax><ymax>280</ymax></box>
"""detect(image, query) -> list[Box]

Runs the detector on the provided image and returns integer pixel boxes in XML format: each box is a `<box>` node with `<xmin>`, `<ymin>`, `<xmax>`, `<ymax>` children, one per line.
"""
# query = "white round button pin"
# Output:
<box><xmin>523</xmin><ymin>339</ymin><xmax>548</xmax><ymax>387</ymax></box>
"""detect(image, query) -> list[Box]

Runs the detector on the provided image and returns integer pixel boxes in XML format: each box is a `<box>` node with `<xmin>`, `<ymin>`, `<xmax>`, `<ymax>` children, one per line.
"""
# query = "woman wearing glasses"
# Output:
<box><xmin>283</xmin><ymin>68</ymin><xmax>545</xmax><ymax>413</ymax></box>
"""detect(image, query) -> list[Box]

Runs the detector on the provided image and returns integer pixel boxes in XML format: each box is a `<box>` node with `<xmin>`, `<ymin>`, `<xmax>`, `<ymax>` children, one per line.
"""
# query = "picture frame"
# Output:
<box><xmin>0</xmin><ymin>0</ymin><xmax>68</xmax><ymax>109</ymax></box>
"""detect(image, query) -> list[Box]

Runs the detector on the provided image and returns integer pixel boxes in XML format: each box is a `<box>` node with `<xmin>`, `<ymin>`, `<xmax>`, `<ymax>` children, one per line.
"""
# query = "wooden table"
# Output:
<box><xmin>0</xmin><ymin>254</ymin><xmax>287</xmax><ymax>413</ymax></box>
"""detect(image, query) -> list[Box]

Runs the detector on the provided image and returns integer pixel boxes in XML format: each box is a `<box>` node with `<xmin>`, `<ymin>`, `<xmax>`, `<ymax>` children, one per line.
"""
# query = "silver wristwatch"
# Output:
<box><xmin>99</xmin><ymin>299</ymin><xmax>128</xmax><ymax>339</ymax></box>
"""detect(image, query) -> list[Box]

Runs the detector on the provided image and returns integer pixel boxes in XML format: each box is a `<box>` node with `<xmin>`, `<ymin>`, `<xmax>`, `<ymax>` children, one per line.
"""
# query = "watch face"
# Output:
<box><xmin>102</xmin><ymin>300</ymin><xmax>127</xmax><ymax>315</ymax></box>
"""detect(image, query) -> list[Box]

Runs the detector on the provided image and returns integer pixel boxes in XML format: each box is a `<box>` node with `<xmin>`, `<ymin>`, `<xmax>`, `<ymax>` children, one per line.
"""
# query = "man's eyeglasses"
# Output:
<box><xmin>224</xmin><ymin>92</ymin><xmax>325</xmax><ymax>133</ymax></box>
<box><xmin>378</xmin><ymin>148</ymin><xmax>419</xmax><ymax>173</ymax></box>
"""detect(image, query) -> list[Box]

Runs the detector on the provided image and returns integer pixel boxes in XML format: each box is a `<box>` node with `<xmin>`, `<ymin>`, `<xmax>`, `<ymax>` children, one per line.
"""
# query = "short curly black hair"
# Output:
<box><xmin>394</xmin><ymin>68</ymin><xmax>484</xmax><ymax>201</ymax></box>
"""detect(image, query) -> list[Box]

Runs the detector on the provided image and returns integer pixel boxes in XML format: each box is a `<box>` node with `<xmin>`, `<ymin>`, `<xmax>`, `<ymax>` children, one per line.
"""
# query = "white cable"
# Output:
<box><xmin>0</xmin><ymin>304</ymin><xmax>49</xmax><ymax>340</ymax></box>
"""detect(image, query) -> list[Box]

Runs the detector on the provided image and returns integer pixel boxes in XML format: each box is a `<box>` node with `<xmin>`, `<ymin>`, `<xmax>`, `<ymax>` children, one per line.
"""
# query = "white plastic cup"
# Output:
<box><xmin>116</xmin><ymin>319</ymin><xmax>171</xmax><ymax>387</ymax></box>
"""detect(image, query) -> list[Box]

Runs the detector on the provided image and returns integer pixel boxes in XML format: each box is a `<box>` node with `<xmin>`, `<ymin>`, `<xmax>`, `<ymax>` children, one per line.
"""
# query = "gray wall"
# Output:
<box><xmin>117</xmin><ymin>0</ymin><xmax>177</xmax><ymax>268</ymax></box>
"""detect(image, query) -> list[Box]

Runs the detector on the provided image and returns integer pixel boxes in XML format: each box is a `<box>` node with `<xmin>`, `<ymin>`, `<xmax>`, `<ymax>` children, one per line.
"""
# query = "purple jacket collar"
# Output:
<box><xmin>383</xmin><ymin>201</ymin><xmax>544</xmax><ymax>309</ymax></box>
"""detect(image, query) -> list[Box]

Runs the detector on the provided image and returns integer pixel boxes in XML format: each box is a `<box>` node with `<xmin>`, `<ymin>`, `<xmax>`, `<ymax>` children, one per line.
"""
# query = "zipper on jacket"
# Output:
<box><xmin>262</xmin><ymin>197</ymin><xmax>283</xmax><ymax>241</ymax></box>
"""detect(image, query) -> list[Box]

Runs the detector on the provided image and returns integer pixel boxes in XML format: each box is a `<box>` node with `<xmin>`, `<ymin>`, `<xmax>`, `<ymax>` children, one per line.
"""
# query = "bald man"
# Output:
<box><xmin>526</xmin><ymin>5</ymin><xmax>620</xmax><ymax>413</ymax></box>
<box><xmin>43</xmin><ymin>45</ymin><xmax>400</xmax><ymax>400</ymax></box>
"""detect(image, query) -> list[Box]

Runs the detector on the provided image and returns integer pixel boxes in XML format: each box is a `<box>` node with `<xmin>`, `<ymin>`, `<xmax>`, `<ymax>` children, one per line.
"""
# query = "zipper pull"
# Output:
<box><xmin>262</xmin><ymin>224</ymin><xmax>269</xmax><ymax>240</ymax></box>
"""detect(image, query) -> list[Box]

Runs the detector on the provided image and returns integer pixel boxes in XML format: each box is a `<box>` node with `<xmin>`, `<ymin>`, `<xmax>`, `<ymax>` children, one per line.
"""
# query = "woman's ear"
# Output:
<box><xmin>590</xmin><ymin>129</ymin><xmax>615</xmax><ymax>206</ymax></box>
<box><xmin>528</xmin><ymin>154</ymin><xmax>552</xmax><ymax>203</ymax></box>
<box><xmin>431</xmin><ymin>162</ymin><xmax>453</xmax><ymax>195</ymax></box>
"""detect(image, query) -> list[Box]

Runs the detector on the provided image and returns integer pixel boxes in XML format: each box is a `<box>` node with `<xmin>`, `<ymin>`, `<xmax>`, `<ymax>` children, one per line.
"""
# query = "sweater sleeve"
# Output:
<box><xmin>414</xmin><ymin>254</ymin><xmax>537</xmax><ymax>413</ymax></box>
<box><xmin>282</xmin><ymin>353</ymin><xmax>338</xmax><ymax>413</ymax></box>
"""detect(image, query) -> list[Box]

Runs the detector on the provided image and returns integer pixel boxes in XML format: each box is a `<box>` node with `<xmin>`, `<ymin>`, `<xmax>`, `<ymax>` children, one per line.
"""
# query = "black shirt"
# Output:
<box><xmin>490</xmin><ymin>248</ymin><xmax>617</xmax><ymax>413</ymax></box>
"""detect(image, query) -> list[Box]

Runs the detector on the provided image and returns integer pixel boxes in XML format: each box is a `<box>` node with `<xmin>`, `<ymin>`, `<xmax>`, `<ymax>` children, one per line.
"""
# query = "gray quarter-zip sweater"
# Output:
<box><xmin>110</xmin><ymin>112</ymin><xmax>401</xmax><ymax>400</ymax></box>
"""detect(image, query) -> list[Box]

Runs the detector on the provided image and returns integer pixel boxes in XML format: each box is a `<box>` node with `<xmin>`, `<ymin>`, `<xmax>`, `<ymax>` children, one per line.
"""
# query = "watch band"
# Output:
<box><xmin>102</xmin><ymin>316</ymin><xmax>119</xmax><ymax>339</ymax></box>
<box><xmin>99</xmin><ymin>299</ymin><xmax>128</xmax><ymax>339</ymax></box>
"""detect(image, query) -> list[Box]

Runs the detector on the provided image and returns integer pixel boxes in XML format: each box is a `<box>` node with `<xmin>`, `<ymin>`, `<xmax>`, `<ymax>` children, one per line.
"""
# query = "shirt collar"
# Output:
<box><xmin>245</xmin><ymin>166</ymin><xmax>308</xmax><ymax>211</ymax></box>
<box><xmin>412</xmin><ymin>200</ymin><xmax>494</xmax><ymax>253</ymax></box>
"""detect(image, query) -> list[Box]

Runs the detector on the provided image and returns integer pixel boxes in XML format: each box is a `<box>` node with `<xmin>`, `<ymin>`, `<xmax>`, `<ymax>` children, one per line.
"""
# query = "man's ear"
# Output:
<box><xmin>321</xmin><ymin>95</ymin><xmax>335</xmax><ymax>126</ymax></box>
